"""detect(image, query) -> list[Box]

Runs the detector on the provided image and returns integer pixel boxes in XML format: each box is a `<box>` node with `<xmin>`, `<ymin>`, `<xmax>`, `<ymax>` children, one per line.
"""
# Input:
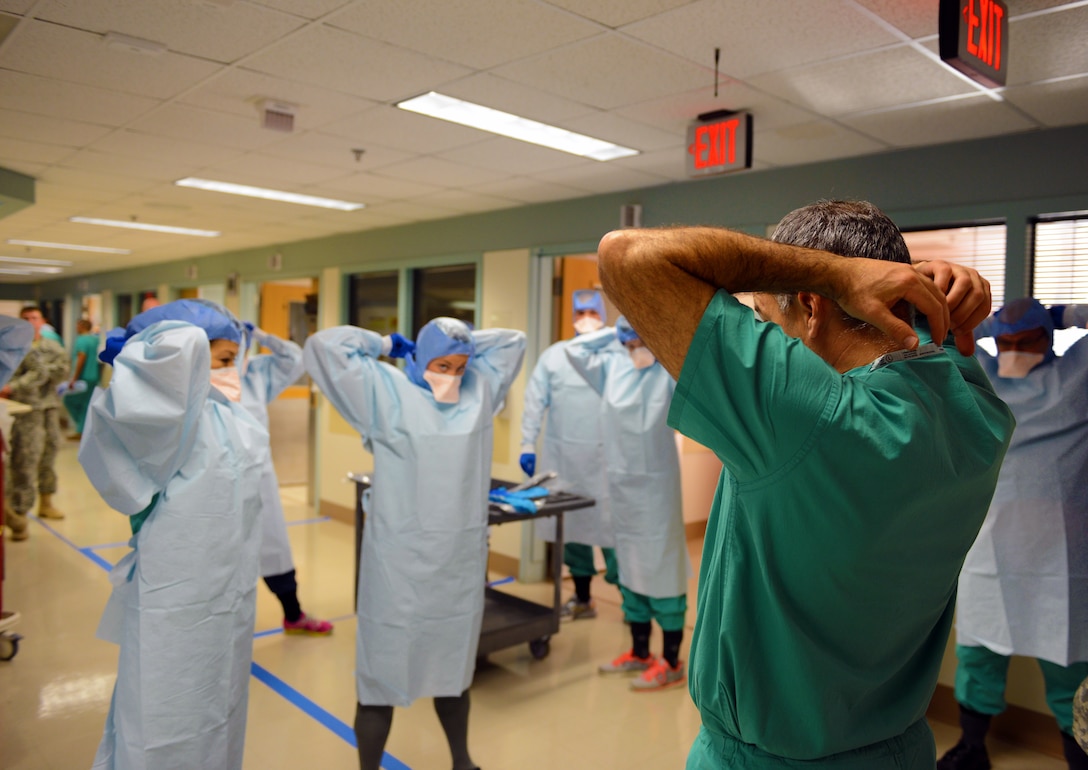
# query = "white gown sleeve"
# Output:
<box><xmin>469</xmin><ymin>328</ymin><xmax>527</xmax><ymax>417</ymax></box>
<box><xmin>303</xmin><ymin>326</ymin><xmax>389</xmax><ymax>444</ymax></box>
<box><xmin>564</xmin><ymin>327</ymin><xmax>618</xmax><ymax>396</ymax></box>
<box><xmin>0</xmin><ymin>316</ymin><xmax>33</xmax><ymax>386</ymax></box>
<box><xmin>78</xmin><ymin>321</ymin><xmax>211</xmax><ymax>515</ymax></box>
<box><xmin>244</xmin><ymin>330</ymin><xmax>305</xmax><ymax>405</ymax></box>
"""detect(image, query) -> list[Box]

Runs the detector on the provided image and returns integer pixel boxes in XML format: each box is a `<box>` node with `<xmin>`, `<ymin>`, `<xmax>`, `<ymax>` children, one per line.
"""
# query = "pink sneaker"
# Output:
<box><xmin>283</xmin><ymin>613</ymin><xmax>333</xmax><ymax>636</ymax></box>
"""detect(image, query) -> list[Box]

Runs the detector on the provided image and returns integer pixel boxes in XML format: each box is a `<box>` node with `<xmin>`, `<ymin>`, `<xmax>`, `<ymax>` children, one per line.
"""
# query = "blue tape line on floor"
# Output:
<box><xmin>79</xmin><ymin>547</ymin><xmax>114</xmax><ymax>573</ymax></box>
<box><xmin>248</xmin><ymin>663</ymin><xmax>413</xmax><ymax>769</ymax></box>
<box><xmin>486</xmin><ymin>576</ymin><xmax>514</xmax><ymax>587</ymax></box>
<box><xmin>37</xmin><ymin>509</ymin><xmax>413</xmax><ymax>769</ymax></box>
<box><xmin>85</xmin><ymin>541</ymin><xmax>130</xmax><ymax>551</ymax></box>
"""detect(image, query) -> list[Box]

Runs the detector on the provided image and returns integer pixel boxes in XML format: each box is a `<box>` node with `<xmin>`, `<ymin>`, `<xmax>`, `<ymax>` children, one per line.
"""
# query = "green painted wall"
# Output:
<box><xmin>14</xmin><ymin>123</ymin><xmax>1088</xmax><ymax>303</ymax></box>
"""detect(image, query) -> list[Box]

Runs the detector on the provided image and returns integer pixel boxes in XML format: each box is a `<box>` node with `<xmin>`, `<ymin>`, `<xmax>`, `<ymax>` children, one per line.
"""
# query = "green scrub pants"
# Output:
<box><xmin>63</xmin><ymin>386</ymin><xmax>94</xmax><ymax>434</ymax></box>
<box><xmin>619</xmin><ymin>585</ymin><xmax>686</xmax><ymax>631</ymax></box>
<box><xmin>954</xmin><ymin>643</ymin><xmax>1088</xmax><ymax>734</ymax></box>
<box><xmin>686</xmin><ymin>719</ymin><xmax>935</xmax><ymax>769</ymax></box>
<box><xmin>564</xmin><ymin>542</ymin><xmax>618</xmax><ymax>584</ymax></box>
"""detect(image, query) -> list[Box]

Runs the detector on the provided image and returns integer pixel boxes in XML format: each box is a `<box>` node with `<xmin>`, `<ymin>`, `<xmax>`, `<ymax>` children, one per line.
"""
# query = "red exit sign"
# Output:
<box><xmin>939</xmin><ymin>0</ymin><xmax>1008</xmax><ymax>88</ymax></box>
<box><xmin>686</xmin><ymin>111</ymin><xmax>752</xmax><ymax>178</ymax></box>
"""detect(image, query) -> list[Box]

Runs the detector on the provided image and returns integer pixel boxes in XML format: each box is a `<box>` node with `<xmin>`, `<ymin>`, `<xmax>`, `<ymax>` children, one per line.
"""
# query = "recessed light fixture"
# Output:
<box><xmin>175</xmin><ymin>178</ymin><xmax>365</xmax><ymax>211</ymax></box>
<box><xmin>396</xmin><ymin>92</ymin><xmax>639</xmax><ymax>161</ymax></box>
<box><xmin>0</xmin><ymin>255</ymin><xmax>74</xmax><ymax>267</ymax></box>
<box><xmin>69</xmin><ymin>217</ymin><xmax>221</xmax><ymax>237</ymax></box>
<box><xmin>0</xmin><ymin>265</ymin><xmax>64</xmax><ymax>275</ymax></box>
<box><xmin>6</xmin><ymin>239</ymin><xmax>131</xmax><ymax>255</ymax></box>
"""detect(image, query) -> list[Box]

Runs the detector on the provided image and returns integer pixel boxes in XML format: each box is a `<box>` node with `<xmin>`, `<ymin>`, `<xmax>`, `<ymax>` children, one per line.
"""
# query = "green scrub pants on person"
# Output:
<box><xmin>955</xmin><ymin>644</ymin><xmax>1088</xmax><ymax>735</ymax></box>
<box><xmin>564</xmin><ymin>542</ymin><xmax>619</xmax><ymax>583</ymax></box>
<box><xmin>619</xmin><ymin>587</ymin><xmax>685</xmax><ymax>630</ymax></box>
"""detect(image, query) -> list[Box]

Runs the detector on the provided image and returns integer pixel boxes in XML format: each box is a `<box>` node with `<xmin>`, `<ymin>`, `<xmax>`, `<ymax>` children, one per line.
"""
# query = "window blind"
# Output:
<box><xmin>901</xmin><ymin>224</ymin><xmax>1007</xmax><ymax>307</ymax></box>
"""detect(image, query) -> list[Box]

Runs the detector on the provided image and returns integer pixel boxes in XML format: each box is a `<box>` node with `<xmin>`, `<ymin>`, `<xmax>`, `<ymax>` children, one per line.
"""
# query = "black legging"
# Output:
<box><xmin>354</xmin><ymin>690</ymin><xmax>478</xmax><ymax>770</ymax></box>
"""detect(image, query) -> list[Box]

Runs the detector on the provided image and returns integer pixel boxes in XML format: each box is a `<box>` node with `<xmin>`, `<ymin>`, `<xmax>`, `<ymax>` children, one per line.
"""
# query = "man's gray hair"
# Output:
<box><xmin>768</xmin><ymin>200</ymin><xmax>912</xmax><ymax>318</ymax></box>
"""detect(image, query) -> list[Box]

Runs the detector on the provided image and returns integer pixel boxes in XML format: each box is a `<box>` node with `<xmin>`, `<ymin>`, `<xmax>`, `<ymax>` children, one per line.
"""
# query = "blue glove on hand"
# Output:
<box><xmin>387</xmin><ymin>332</ymin><xmax>415</xmax><ymax>358</ymax></box>
<box><xmin>519</xmin><ymin>452</ymin><xmax>536</xmax><ymax>476</ymax></box>
<box><xmin>244</xmin><ymin>321</ymin><xmax>256</xmax><ymax>335</ymax></box>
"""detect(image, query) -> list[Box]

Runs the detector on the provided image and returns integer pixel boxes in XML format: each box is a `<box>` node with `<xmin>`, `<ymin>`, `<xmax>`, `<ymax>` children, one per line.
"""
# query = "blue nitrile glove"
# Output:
<box><xmin>1049</xmin><ymin>305</ymin><xmax>1067</xmax><ymax>329</ymax></box>
<box><xmin>519</xmin><ymin>452</ymin><xmax>536</xmax><ymax>476</ymax></box>
<box><xmin>244</xmin><ymin>321</ymin><xmax>256</xmax><ymax>335</ymax></box>
<box><xmin>488</xmin><ymin>489</ymin><xmax>537</xmax><ymax>514</ymax></box>
<box><xmin>387</xmin><ymin>332</ymin><xmax>415</xmax><ymax>359</ymax></box>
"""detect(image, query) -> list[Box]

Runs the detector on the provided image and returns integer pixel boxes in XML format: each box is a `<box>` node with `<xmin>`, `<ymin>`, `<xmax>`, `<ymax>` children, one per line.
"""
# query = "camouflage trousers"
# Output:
<box><xmin>4</xmin><ymin>407</ymin><xmax>60</xmax><ymax>514</ymax></box>
<box><xmin>1076</xmin><ymin>675</ymin><xmax>1088</xmax><ymax>753</ymax></box>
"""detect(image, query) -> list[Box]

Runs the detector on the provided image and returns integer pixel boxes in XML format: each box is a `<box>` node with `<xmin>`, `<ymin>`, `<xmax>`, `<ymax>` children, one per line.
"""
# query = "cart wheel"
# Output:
<box><xmin>0</xmin><ymin>634</ymin><xmax>19</xmax><ymax>661</ymax></box>
<box><xmin>529</xmin><ymin>637</ymin><xmax>550</xmax><ymax>660</ymax></box>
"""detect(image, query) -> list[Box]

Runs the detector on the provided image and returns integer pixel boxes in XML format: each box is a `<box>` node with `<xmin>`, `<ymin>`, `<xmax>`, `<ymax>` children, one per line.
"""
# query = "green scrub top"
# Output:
<box><xmin>74</xmin><ymin>333</ymin><xmax>101</xmax><ymax>384</ymax></box>
<box><xmin>668</xmin><ymin>291</ymin><xmax>1014</xmax><ymax>761</ymax></box>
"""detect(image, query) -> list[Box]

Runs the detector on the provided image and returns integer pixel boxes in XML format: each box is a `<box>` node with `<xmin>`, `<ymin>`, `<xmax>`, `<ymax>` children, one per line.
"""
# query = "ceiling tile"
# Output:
<box><xmin>542</xmin><ymin>0</ymin><xmax>697</xmax><ymax>28</ymax></box>
<box><xmin>532</xmin><ymin>162</ymin><xmax>671</xmax><ymax>194</ymax></box>
<box><xmin>247</xmin><ymin>0</ymin><xmax>355</xmax><ymax>20</ymax></box>
<box><xmin>614</xmin><ymin>82</ymin><xmax>819</xmax><ymax>134</ymax></box>
<box><xmin>623</xmin><ymin>0</ymin><xmax>902</xmax><ymax>79</ymax></box>
<box><xmin>127</xmin><ymin>103</ymin><xmax>290</xmax><ymax>151</ymax></box>
<box><xmin>204</xmin><ymin>151</ymin><xmax>352</xmax><ymax>186</ymax></box>
<box><xmin>369</xmin><ymin>157</ymin><xmax>508</xmax><ymax>188</ymax></box>
<box><xmin>40</xmin><ymin>166</ymin><xmax>158</xmax><ymax>195</ymax></box>
<box><xmin>610</xmin><ymin>147</ymin><xmax>689</xmax><ymax>181</ymax></box>
<box><xmin>416</xmin><ymin>189</ymin><xmax>522</xmax><ymax>215</ymax></box>
<box><xmin>0</xmin><ymin>70</ymin><xmax>161</xmax><ymax>126</ymax></box>
<box><xmin>0</xmin><ymin>20</ymin><xmax>222</xmax><ymax>98</ymax></box>
<box><xmin>493</xmin><ymin>33</ymin><xmax>715</xmax><ymax>110</ymax></box>
<box><xmin>321</xmin><ymin>105</ymin><xmax>488</xmax><ymax>154</ymax></box>
<box><xmin>179</xmin><ymin>67</ymin><xmax>376</xmax><ymax>128</ymax></box>
<box><xmin>360</xmin><ymin>199</ymin><xmax>462</xmax><ymax>225</ymax></box>
<box><xmin>437</xmin><ymin>73</ymin><xmax>598</xmax><ymax>124</ymax></box>
<box><xmin>0</xmin><ymin>136</ymin><xmax>76</xmax><ymax>165</ymax></box>
<box><xmin>1002</xmin><ymin>74</ymin><xmax>1088</xmax><ymax>127</ymax></box>
<box><xmin>841</xmin><ymin>96</ymin><xmax>1038</xmax><ymax>147</ymax></box>
<box><xmin>0</xmin><ymin>1</ymin><xmax>36</xmax><ymax>13</ymax></box>
<box><xmin>0</xmin><ymin>107</ymin><xmax>115</xmax><ymax>147</ymax></box>
<box><xmin>561</xmin><ymin>110</ymin><xmax>681</xmax><ymax>151</ymax></box>
<box><xmin>60</xmin><ymin>148</ymin><xmax>207</xmax><ymax>181</ymax></box>
<box><xmin>436</xmin><ymin>138</ymin><xmax>587</xmax><ymax>175</ymax></box>
<box><xmin>243</xmin><ymin>24</ymin><xmax>471</xmax><ymax>103</ymax></box>
<box><xmin>0</xmin><ymin>158</ymin><xmax>49</xmax><ymax>177</ymax></box>
<box><xmin>32</xmin><ymin>0</ymin><xmax>307</xmax><ymax>63</ymax></box>
<box><xmin>754</xmin><ymin>120</ymin><xmax>887</xmax><ymax>166</ymax></box>
<box><xmin>1006</xmin><ymin>5</ymin><xmax>1088</xmax><ymax>85</ymax></box>
<box><xmin>319</xmin><ymin>172</ymin><xmax>445</xmax><ymax>200</ymax></box>
<box><xmin>330</xmin><ymin>0</ymin><xmax>600</xmax><ymax>69</ymax></box>
<box><xmin>750</xmin><ymin>46</ymin><xmax>974</xmax><ymax>116</ymax></box>
<box><xmin>258</xmin><ymin>131</ymin><xmax>412</xmax><ymax>172</ymax></box>
<box><xmin>853</xmin><ymin>0</ymin><xmax>939</xmax><ymax>40</ymax></box>
<box><xmin>88</xmin><ymin>129</ymin><xmax>241</xmax><ymax>167</ymax></box>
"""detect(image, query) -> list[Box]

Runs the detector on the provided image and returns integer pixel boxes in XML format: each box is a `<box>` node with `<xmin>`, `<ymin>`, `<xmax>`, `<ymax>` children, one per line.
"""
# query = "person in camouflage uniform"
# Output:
<box><xmin>1</xmin><ymin>306</ymin><xmax>69</xmax><ymax>540</ymax></box>
<box><xmin>1076</xmin><ymin>677</ymin><xmax>1088</xmax><ymax>754</ymax></box>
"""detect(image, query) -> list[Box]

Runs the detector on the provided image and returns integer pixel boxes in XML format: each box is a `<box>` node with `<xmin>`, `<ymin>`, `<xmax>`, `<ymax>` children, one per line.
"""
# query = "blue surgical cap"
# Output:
<box><xmin>99</xmin><ymin>299</ymin><xmax>242</xmax><ymax>366</ymax></box>
<box><xmin>615</xmin><ymin>315</ymin><xmax>640</xmax><ymax>344</ymax></box>
<box><xmin>573</xmin><ymin>289</ymin><xmax>606</xmax><ymax>324</ymax></box>
<box><xmin>405</xmin><ymin>317</ymin><xmax>475</xmax><ymax>389</ymax></box>
<box><xmin>991</xmin><ymin>297</ymin><xmax>1055</xmax><ymax>362</ymax></box>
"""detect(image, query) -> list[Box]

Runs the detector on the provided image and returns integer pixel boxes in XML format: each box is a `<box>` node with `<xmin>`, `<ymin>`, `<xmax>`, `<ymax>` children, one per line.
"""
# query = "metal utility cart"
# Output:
<box><xmin>349</xmin><ymin>473</ymin><xmax>594</xmax><ymax>660</ymax></box>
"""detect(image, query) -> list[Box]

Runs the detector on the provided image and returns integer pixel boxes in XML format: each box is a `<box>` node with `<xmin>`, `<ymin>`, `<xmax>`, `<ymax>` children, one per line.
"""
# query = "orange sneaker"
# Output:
<box><xmin>598</xmin><ymin>649</ymin><xmax>655</xmax><ymax>674</ymax></box>
<box><xmin>630</xmin><ymin>658</ymin><xmax>685</xmax><ymax>691</ymax></box>
<box><xmin>283</xmin><ymin>613</ymin><xmax>333</xmax><ymax>636</ymax></box>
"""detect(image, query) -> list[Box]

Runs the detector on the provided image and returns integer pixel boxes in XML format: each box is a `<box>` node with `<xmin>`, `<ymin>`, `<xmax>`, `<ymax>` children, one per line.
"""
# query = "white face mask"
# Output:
<box><xmin>573</xmin><ymin>316</ymin><xmax>604</xmax><ymax>335</ymax></box>
<box><xmin>423</xmin><ymin>371</ymin><xmax>463</xmax><ymax>403</ymax></box>
<box><xmin>997</xmin><ymin>351</ymin><xmax>1045</xmax><ymax>379</ymax></box>
<box><xmin>629</xmin><ymin>346</ymin><xmax>656</xmax><ymax>369</ymax></box>
<box><xmin>209</xmin><ymin>367</ymin><xmax>242</xmax><ymax>402</ymax></box>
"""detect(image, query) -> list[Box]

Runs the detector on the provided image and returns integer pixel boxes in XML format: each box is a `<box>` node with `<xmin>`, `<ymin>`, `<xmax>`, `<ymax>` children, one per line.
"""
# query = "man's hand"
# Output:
<box><xmin>912</xmin><ymin>261</ymin><xmax>992</xmax><ymax>355</ymax></box>
<box><xmin>828</xmin><ymin>258</ymin><xmax>950</xmax><ymax>352</ymax></box>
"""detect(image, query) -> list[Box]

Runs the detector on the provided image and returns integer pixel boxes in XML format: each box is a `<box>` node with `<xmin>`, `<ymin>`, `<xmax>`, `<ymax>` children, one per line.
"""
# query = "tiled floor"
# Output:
<box><xmin>0</xmin><ymin>442</ymin><xmax>1067</xmax><ymax>769</ymax></box>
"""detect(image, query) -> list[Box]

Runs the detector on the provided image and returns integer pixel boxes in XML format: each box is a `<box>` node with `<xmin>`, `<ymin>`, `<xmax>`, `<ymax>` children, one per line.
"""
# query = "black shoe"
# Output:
<box><xmin>936</xmin><ymin>741</ymin><xmax>991</xmax><ymax>770</ymax></box>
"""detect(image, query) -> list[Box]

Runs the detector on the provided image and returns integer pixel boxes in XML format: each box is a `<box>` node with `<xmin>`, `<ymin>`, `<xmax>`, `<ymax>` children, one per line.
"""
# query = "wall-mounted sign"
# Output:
<box><xmin>686</xmin><ymin>110</ymin><xmax>752</xmax><ymax>178</ymax></box>
<box><xmin>939</xmin><ymin>0</ymin><xmax>1008</xmax><ymax>88</ymax></box>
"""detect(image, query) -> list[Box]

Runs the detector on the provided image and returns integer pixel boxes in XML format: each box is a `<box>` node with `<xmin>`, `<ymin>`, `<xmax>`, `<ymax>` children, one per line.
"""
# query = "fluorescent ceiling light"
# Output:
<box><xmin>396</xmin><ymin>92</ymin><xmax>639</xmax><ymax>161</ymax></box>
<box><xmin>175</xmin><ymin>178</ymin><xmax>365</xmax><ymax>211</ymax></box>
<box><xmin>69</xmin><ymin>217</ymin><xmax>220</xmax><ymax>237</ymax></box>
<box><xmin>6</xmin><ymin>239</ymin><xmax>131</xmax><ymax>255</ymax></box>
<box><xmin>0</xmin><ymin>266</ymin><xmax>63</xmax><ymax>275</ymax></box>
<box><xmin>0</xmin><ymin>255</ymin><xmax>74</xmax><ymax>267</ymax></box>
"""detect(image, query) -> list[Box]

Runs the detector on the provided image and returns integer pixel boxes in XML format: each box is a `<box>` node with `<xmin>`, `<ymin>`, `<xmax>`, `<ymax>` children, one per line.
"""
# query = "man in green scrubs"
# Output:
<box><xmin>596</xmin><ymin>201</ymin><xmax>1015</xmax><ymax>769</ymax></box>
